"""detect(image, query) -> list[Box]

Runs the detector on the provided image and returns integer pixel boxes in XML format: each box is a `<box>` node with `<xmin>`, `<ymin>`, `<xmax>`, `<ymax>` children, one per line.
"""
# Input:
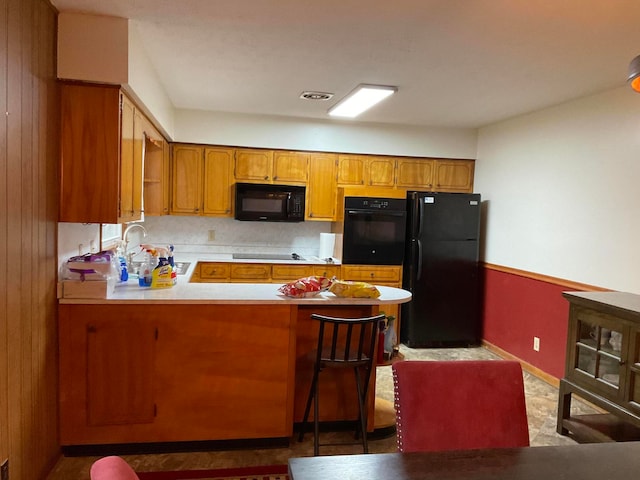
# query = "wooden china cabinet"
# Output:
<box><xmin>557</xmin><ymin>291</ymin><xmax>640</xmax><ymax>442</ymax></box>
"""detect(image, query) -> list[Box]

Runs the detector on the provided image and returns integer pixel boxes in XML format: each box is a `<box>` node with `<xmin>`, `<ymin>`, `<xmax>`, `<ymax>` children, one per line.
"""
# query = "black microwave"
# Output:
<box><xmin>235</xmin><ymin>183</ymin><xmax>306</xmax><ymax>222</ymax></box>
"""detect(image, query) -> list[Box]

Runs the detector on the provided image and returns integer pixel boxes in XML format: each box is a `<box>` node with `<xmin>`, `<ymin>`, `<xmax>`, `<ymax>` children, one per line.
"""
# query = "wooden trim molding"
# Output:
<box><xmin>482</xmin><ymin>341</ymin><xmax>560</xmax><ymax>388</ymax></box>
<box><xmin>482</xmin><ymin>263</ymin><xmax>610</xmax><ymax>292</ymax></box>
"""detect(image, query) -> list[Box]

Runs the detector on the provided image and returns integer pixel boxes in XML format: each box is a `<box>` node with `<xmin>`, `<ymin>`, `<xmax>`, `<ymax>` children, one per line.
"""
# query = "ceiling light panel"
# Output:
<box><xmin>328</xmin><ymin>84</ymin><xmax>397</xmax><ymax>118</ymax></box>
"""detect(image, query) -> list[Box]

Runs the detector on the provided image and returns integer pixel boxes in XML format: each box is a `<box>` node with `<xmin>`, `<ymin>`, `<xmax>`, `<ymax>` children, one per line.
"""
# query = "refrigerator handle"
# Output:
<box><xmin>417</xmin><ymin>196</ymin><xmax>424</xmax><ymax>238</ymax></box>
<box><xmin>416</xmin><ymin>239</ymin><xmax>422</xmax><ymax>282</ymax></box>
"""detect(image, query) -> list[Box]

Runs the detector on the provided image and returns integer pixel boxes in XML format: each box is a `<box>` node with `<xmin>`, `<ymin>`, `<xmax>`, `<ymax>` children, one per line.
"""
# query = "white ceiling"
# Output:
<box><xmin>50</xmin><ymin>0</ymin><xmax>640</xmax><ymax>128</ymax></box>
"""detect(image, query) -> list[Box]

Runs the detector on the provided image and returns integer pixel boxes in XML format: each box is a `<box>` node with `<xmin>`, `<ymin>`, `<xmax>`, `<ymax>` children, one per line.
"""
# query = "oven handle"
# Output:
<box><xmin>345</xmin><ymin>210</ymin><xmax>406</xmax><ymax>217</ymax></box>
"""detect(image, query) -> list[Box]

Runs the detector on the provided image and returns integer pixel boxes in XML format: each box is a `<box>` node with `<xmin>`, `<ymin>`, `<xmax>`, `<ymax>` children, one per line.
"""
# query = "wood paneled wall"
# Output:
<box><xmin>1</xmin><ymin>0</ymin><xmax>60</xmax><ymax>478</ymax></box>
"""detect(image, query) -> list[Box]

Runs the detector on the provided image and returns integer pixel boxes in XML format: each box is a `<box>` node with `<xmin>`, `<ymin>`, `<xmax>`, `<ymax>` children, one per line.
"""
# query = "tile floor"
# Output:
<box><xmin>46</xmin><ymin>345</ymin><xmax>598</xmax><ymax>479</ymax></box>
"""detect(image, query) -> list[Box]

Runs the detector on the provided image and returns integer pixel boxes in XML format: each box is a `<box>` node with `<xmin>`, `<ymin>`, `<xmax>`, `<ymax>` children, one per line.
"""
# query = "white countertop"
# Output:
<box><xmin>59</xmin><ymin>278</ymin><xmax>411</xmax><ymax>305</ymax></box>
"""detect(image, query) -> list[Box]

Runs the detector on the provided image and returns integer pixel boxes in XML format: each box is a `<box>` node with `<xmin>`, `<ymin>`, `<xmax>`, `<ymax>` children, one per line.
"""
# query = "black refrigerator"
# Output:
<box><xmin>401</xmin><ymin>191</ymin><xmax>482</xmax><ymax>347</ymax></box>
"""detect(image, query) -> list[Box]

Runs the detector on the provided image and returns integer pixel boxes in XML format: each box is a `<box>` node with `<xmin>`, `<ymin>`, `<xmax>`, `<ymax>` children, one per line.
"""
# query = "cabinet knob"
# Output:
<box><xmin>273</xmin><ymin>176</ymin><xmax>278</xmax><ymax>180</ymax></box>
<box><xmin>264</xmin><ymin>175</ymin><xmax>269</xmax><ymax>180</ymax></box>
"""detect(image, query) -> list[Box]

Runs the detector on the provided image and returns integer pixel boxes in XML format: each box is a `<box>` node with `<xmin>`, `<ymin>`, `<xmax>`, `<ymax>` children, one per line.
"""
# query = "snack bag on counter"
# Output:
<box><xmin>278</xmin><ymin>276</ymin><xmax>333</xmax><ymax>298</ymax></box>
<box><xmin>328</xmin><ymin>280</ymin><xmax>380</xmax><ymax>298</ymax></box>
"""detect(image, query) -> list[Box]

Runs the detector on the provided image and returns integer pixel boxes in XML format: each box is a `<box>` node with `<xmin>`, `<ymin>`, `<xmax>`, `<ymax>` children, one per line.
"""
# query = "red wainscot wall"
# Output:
<box><xmin>481</xmin><ymin>264</ymin><xmax>608</xmax><ymax>382</ymax></box>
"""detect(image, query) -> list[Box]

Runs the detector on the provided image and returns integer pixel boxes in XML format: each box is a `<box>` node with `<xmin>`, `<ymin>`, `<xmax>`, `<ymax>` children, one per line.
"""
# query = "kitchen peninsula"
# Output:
<box><xmin>58</xmin><ymin>273</ymin><xmax>410</xmax><ymax>451</ymax></box>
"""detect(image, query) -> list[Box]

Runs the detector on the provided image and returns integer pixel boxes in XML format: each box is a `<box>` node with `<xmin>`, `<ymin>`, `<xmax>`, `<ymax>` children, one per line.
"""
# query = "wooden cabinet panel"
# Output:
<box><xmin>86</xmin><ymin>319</ymin><xmax>156</xmax><ymax>426</ymax></box>
<box><xmin>143</xmin><ymin>130</ymin><xmax>170</xmax><ymax>216</ymax></box>
<box><xmin>434</xmin><ymin>159</ymin><xmax>474</xmax><ymax>192</ymax></box>
<box><xmin>60</xmin><ymin>84</ymin><xmax>144</xmax><ymax>223</ymax></box>
<box><xmin>306</xmin><ymin>153</ymin><xmax>338</xmax><ymax>221</ymax></box>
<box><xmin>199</xmin><ymin>262</ymin><xmax>231</xmax><ymax>280</ymax></box>
<box><xmin>367</xmin><ymin>156</ymin><xmax>395</xmax><ymax>187</ymax></box>
<box><xmin>313</xmin><ymin>265</ymin><xmax>341</xmax><ymax>278</ymax></box>
<box><xmin>234</xmin><ymin>149</ymin><xmax>274</xmax><ymax>182</ymax></box>
<box><xmin>341</xmin><ymin>265</ymin><xmax>402</xmax><ymax>283</ymax></box>
<box><xmin>271</xmin><ymin>264</ymin><xmax>314</xmax><ymax>281</ymax></box>
<box><xmin>171</xmin><ymin>144</ymin><xmax>203</xmax><ymax>214</ymax></box>
<box><xmin>396</xmin><ymin>158</ymin><xmax>434</xmax><ymax>189</ymax></box>
<box><xmin>230</xmin><ymin>263</ymin><xmax>271</xmax><ymax>281</ymax></box>
<box><xmin>273</xmin><ymin>151</ymin><xmax>309</xmax><ymax>184</ymax></box>
<box><xmin>203</xmin><ymin>147</ymin><xmax>233</xmax><ymax>216</ymax></box>
<box><xmin>337</xmin><ymin>154</ymin><xmax>366</xmax><ymax>186</ymax></box>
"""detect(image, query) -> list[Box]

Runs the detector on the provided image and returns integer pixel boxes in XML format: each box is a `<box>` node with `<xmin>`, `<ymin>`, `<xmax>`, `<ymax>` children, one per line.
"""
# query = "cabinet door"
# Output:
<box><xmin>198</xmin><ymin>262</ymin><xmax>231</xmax><ymax>281</ymax></box>
<box><xmin>312</xmin><ymin>265</ymin><xmax>340</xmax><ymax>278</ymax></box>
<box><xmin>306</xmin><ymin>153</ymin><xmax>338</xmax><ymax>221</ymax></box>
<box><xmin>171</xmin><ymin>144</ymin><xmax>203</xmax><ymax>215</ymax></box>
<box><xmin>143</xmin><ymin>134</ymin><xmax>169</xmax><ymax>216</ymax></box>
<box><xmin>86</xmin><ymin>318</ymin><xmax>156</xmax><ymax>426</ymax></box>
<box><xmin>623</xmin><ymin>327</ymin><xmax>640</xmax><ymax>414</ymax></box>
<box><xmin>434</xmin><ymin>159</ymin><xmax>474</xmax><ymax>192</ymax></box>
<box><xmin>119</xmin><ymin>95</ymin><xmax>136</xmax><ymax>222</ymax></box>
<box><xmin>230</xmin><ymin>263</ymin><xmax>271</xmax><ymax>282</ymax></box>
<box><xmin>337</xmin><ymin>154</ymin><xmax>366</xmax><ymax>186</ymax></box>
<box><xmin>203</xmin><ymin>147</ymin><xmax>233</xmax><ymax>216</ymax></box>
<box><xmin>235</xmin><ymin>149</ymin><xmax>274</xmax><ymax>182</ymax></box>
<box><xmin>568</xmin><ymin>306</ymin><xmax>625</xmax><ymax>399</ymax></box>
<box><xmin>271</xmin><ymin>264</ymin><xmax>313</xmax><ymax>281</ymax></box>
<box><xmin>119</xmin><ymin>95</ymin><xmax>144</xmax><ymax>223</ymax></box>
<box><xmin>396</xmin><ymin>158</ymin><xmax>434</xmax><ymax>189</ymax></box>
<box><xmin>341</xmin><ymin>265</ymin><xmax>402</xmax><ymax>284</ymax></box>
<box><xmin>367</xmin><ymin>156</ymin><xmax>395</xmax><ymax>187</ymax></box>
<box><xmin>132</xmin><ymin>109</ymin><xmax>145</xmax><ymax>220</ymax></box>
<box><xmin>60</xmin><ymin>83</ymin><xmax>121</xmax><ymax>223</ymax></box>
<box><xmin>273</xmin><ymin>151</ymin><xmax>309</xmax><ymax>184</ymax></box>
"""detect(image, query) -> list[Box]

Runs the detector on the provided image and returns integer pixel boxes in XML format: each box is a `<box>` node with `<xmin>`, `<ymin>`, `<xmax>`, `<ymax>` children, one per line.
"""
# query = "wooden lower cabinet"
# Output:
<box><xmin>59</xmin><ymin>303</ymin><xmax>296</xmax><ymax>445</ymax></box>
<box><xmin>58</xmin><ymin>302</ymin><xmax>379</xmax><ymax>446</ymax></box>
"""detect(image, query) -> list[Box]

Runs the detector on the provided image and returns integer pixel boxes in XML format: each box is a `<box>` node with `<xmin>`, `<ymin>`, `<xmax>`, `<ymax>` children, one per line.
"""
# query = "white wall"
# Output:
<box><xmin>475</xmin><ymin>86</ymin><xmax>640</xmax><ymax>293</ymax></box>
<box><xmin>175</xmin><ymin>109</ymin><xmax>477</xmax><ymax>158</ymax></box>
<box><xmin>127</xmin><ymin>22</ymin><xmax>176</xmax><ymax>139</ymax></box>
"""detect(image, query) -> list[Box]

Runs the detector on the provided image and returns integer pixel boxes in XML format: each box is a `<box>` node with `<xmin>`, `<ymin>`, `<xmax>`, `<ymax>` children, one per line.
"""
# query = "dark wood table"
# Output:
<box><xmin>288</xmin><ymin>442</ymin><xmax>640</xmax><ymax>480</ymax></box>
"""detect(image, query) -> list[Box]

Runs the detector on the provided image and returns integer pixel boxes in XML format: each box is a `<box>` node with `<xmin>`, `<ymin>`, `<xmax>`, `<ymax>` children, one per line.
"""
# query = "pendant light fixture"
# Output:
<box><xmin>328</xmin><ymin>84</ymin><xmax>397</xmax><ymax>118</ymax></box>
<box><xmin>628</xmin><ymin>54</ymin><xmax>640</xmax><ymax>92</ymax></box>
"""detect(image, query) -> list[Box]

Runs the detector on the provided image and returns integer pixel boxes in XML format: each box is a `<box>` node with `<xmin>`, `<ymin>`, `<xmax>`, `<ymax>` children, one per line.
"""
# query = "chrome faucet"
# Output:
<box><xmin>122</xmin><ymin>223</ymin><xmax>147</xmax><ymax>268</ymax></box>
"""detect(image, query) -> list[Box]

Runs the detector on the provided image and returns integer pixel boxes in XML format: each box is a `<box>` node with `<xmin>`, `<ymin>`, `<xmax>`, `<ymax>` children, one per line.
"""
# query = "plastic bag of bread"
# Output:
<box><xmin>278</xmin><ymin>276</ymin><xmax>333</xmax><ymax>298</ymax></box>
<box><xmin>328</xmin><ymin>280</ymin><xmax>381</xmax><ymax>298</ymax></box>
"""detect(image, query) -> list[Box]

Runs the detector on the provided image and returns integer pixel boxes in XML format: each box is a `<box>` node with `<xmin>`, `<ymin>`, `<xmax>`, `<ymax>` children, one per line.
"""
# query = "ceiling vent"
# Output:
<box><xmin>300</xmin><ymin>91</ymin><xmax>334</xmax><ymax>101</ymax></box>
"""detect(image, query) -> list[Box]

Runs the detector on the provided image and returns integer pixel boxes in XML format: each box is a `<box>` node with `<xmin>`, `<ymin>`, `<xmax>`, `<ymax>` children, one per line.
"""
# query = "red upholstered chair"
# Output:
<box><xmin>90</xmin><ymin>456</ymin><xmax>140</xmax><ymax>480</ymax></box>
<box><xmin>392</xmin><ymin>360</ymin><xmax>530</xmax><ymax>453</ymax></box>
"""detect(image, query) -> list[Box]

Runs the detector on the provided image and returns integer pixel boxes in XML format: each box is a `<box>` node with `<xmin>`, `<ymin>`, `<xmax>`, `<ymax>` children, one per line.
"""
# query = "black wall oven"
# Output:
<box><xmin>342</xmin><ymin>196</ymin><xmax>407</xmax><ymax>265</ymax></box>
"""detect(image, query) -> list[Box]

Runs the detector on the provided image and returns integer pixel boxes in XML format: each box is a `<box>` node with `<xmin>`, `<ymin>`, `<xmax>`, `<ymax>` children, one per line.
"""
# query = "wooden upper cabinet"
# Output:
<box><xmin>306</xmin><ymin>153</ymin><xmax>338</xmax><ymax>221</ymax></box>
<box><xmin>60</xmin><ymin>83</ymin><xmax>144</xmax><ymax>223</ymax></box>
<box><xmin>272</xmin><ymin>151</ymin><xmax>309</xmax><ymax>184</ymax></box>
<box><xmin>337</xmin><ymin>154</ymin><xmax>395</xmax><ymax>187</ymax></box>
<box><xmin>171</xmin><ymin>144</ymin><xmax>203</xmax><ymax>215</ymax></box>
<box><xmin>203</xmin><ymin>147</ymin><xmax>234</xmax><ymax>216</ymax></box>
<box><xmin>367</xmin><ymin>156</ymin><xmax>395</xmax><ymax>187</ymax></box>
<box><xmin>143</xmin><ymin>124</ymin><xmax>170</xmax><ymax>216</ymax></box>
<box><xmin>234</xmin><ymin>149</ymin><xmax>274</xmax><ymax>182</ymax></box>
<box><xmin>396</xmin><ymin>158</ymin><xmax>435</xmax><ymax>189</ymax></box>
<box><xmin>433</xmin><ymin>159</ymin><xmax>474</xmax><ymax>193</ymax></box>
<box><xmin>337</xmin><ymin>154</ymin><xmax>366</xmax><ymax>186</ymax></box>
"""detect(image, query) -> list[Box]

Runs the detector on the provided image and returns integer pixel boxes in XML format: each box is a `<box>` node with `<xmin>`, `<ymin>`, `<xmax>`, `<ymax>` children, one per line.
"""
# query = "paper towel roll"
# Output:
<box><xmin>318</xmin><ymin>233</ymin><xmax>336</xmax><ymax>259</ymax></box>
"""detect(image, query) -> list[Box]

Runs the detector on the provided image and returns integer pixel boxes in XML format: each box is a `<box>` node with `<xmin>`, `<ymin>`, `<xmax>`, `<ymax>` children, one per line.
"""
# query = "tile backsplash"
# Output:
<box><xmin>140</xmin><ymin>215</ymin><xmax>333</xmax><ymax>257</ymax></box>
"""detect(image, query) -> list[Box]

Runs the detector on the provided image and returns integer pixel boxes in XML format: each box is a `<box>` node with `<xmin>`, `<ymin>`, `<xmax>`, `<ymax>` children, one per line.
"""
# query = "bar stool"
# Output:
<box><xmin>298</xmin><ymin>313</ymin><xmax>385</xmax><ymax>455</ymax></box>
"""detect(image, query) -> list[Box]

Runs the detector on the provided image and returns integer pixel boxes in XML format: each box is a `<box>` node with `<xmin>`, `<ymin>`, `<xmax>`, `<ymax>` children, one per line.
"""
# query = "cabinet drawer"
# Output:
<box><xmin>230</xmin><ymin>263</ymin><xmax>271</xmax><ymax>281</ymax></box>
<box><xmin>341</xmin><ymin>265</ymin><xmax>401</xmax><ymax>283</ymax></box>
<box><xmin>312</xmin><ymin>265</ymin><xmax>341</xmax><ymax>278</ymax></box>
<box><xmin>199</xmin><ymin>262</ymin><xmax>231</xmax><ymax>280</ymax></box>
<box><xmin>271</xmin><ymin>264</ymin><xmax>313</xmax><ymax>280</ymax></box>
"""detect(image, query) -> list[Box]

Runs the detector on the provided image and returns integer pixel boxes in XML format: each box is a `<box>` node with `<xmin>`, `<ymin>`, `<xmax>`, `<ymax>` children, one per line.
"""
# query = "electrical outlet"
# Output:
<box><xmin>1</xmin><ymin>458</ymin><xmax>8</xmax><ymax>480</ymax></box>
<box><xmin>533</xmin><ymin>336</ymin><xmax>540</xmax><ymax>352</ymax></box>
<box><xmin>208</xmin><ymin>230</ymin><xmax>216</xmax><ymax>241</ymax></box>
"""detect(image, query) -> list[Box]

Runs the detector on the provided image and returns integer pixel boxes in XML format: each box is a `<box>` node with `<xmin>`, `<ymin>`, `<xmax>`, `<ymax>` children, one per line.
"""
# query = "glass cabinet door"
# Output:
<box><xmin>625</xmin><ymin>328</ymin><xmax>640</xmax><ymax>413</ymax></box>
<box><xmin>573</xmin><ymin>309</ymin><xmax>624</xmax><ymax>394</ymax></box>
